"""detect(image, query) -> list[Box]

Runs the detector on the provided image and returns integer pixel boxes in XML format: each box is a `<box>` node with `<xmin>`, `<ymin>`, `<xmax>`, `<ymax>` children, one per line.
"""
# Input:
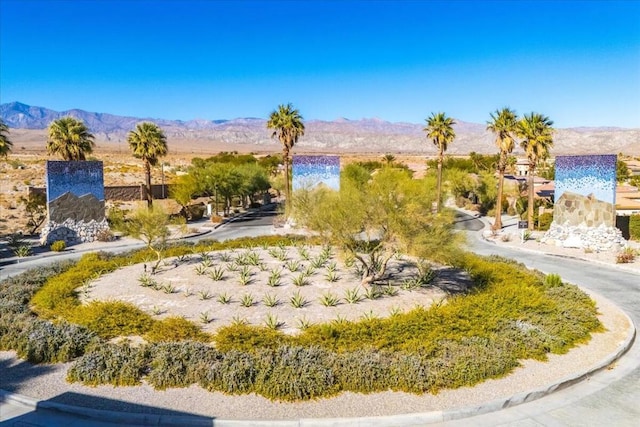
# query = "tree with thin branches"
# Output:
<box><xmin>516</xmin><ymin>113</ymin><xmax>554</xmax><ymax>230</ymax></box>
<box><xmin>424</xmin><ymin>112</ymin><xmax>456</xmax><ymax>212</ymax></box>
<box><xmin>266</xmin><ymin>103</ymin><xmax>305</xmax><ymax>204</ymax></box>
<box><xmin>127</xmin><ymin>122</ymin><xmax>168</xmax><ymax>208</ymax></box>
<box><xmin>0</xmin><ymin>119</ymin><xmax>12</xmax><ymax>158</ymax></box>
<box><xmin>487</xmin><ymin>108</ymin><xmax>518</xmax><ymax>230</ymax></box>
<box><xmin>46</xmin><ymin>117</ymin><xmax>95</xmax><ymax>160</ymax></box>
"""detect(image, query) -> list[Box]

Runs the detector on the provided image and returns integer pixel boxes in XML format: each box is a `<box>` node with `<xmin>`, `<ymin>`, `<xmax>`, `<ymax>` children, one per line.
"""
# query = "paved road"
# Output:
<box><xmin>1</xmin><ymin>212</ymin><xmax>639</xmax><ymax>426</ymax></box>
<box><xmin>442</xmin><ymin>215</ymin><xmax>640</xmax><ymax>426</ymax></box>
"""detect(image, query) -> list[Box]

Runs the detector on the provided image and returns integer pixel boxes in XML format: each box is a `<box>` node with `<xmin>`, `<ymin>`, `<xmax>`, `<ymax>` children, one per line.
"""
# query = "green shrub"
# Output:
<box><xmin>334</xmin><ymin>350</ymin><xmax>395</xmax><ymax>393</ymax></box>
<box><xmin>14</xmin><ymin>320</ymin><xmax>98</xmax><ymax>363</ymax></box>
<box><xmin>72</xmin><ymin>301</ymin><xmax>154</xmax><ymax>339</ymax></box>
<box><xmin>199</xmin><ymin>350</ymin><xmax>258</xmax><ymax>394</ymax></box>
<box><xmin>147</xmin><ymin>341</ymin><xmax>215</xmax><ymax>389</ymax></box>
<box><xmin>144</xmin><ymin>316</ymin><xmax>211</xmax><ymax>343</ymax></box>
<box><xmin>50</xmin><ymin>240</ymin><xmax>66</xmax><ymax>252</ymax></box>
<box><xmin>67</xmin><ymin>343</ymin><xmax>147</xmax><ymax>386</ymax></box>
<box><xmin>630</xmin><ymin>214</ymin><xmax>640</xmax><ymax>241</ymax></box>
<box><xmin>254</xmin><ymin>346</ymin><xmax>338</xmax><ymax>401</ymax></box>
<box><xmin>537</xmin><ymin>212</ymin><xmax>553</xmax><ymax>231</ymax></box>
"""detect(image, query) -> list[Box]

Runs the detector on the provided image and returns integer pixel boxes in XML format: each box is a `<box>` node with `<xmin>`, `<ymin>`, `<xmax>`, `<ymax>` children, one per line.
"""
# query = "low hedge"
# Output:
<box><xmin>0</xmin><ymin>237</ymin><xmax>603</xmax><ymax>401</ymax></box>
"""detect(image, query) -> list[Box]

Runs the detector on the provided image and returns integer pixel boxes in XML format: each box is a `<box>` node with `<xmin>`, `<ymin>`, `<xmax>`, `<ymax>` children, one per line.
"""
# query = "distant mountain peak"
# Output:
<box><xmin>1</xmin><ymin>101</ymin><xmax>637</xmax><ymax>155</ymax></box>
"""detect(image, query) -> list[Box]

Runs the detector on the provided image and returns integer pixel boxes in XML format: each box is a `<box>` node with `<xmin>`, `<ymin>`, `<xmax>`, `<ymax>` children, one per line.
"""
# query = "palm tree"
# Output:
<box><xmin>516</xmin><ymin>113</ymin><xmax>554</xmax><ymax>230</ymax></box>
<box><xmin>127</xmin><ymin>122</ymin><xmax>168</xmax><ymax>208</ymax></box>
<box><xmin>266</xmin><ymin>103</ymin><xmax>305</xmax><ymax>204</ymax></box>
<box><xmin>0</xmin><ymin>119</ymin><xmax>12</xmax><ymax>158</ymax></box>
<box><xmin>487</xmin><ymin>107</ymin><xmax>518</xmax><ymax>230</ymax></box>
<box><xmin>46</xmin><ymin>117</ymin><xmax>95</xmax><ymax>160</ymax></box>
<box><xmin>424</xmin><ymin>112</ymin><xmax>456</xmax><ymax>212</ymax></box>
<box><xmin>382</xmin><ymin>153</ymin><xmax>396</xmax><ymax>166</ymax></box>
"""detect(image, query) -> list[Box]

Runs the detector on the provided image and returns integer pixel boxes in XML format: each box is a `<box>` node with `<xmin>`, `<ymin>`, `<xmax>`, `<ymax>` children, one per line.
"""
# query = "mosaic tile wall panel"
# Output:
<box><xmin>553</xmin><ymin>155</ymin><xmax>617</xmax><ymax>227</ymax></box>
<box><xmin>292</xmin><ymin>155</ymin><xmax>340</xmax><ymax>191</ymax></box>
<box><xmin>554</xmin><ymin>155</ymin><xmax>617</xmax><ymax>205</ymax></box>
<box><xmin>45</xmin><ymin>161</ymin><xmax>105</xmax><ymax>222</ymax></box>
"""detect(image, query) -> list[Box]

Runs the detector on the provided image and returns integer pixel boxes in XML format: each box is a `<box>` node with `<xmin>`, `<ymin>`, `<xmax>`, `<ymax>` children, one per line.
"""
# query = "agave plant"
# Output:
<box><xmin>289</xmin><ymin>290</ymin><xmax>307</xmax><ymax>308</ymax></box>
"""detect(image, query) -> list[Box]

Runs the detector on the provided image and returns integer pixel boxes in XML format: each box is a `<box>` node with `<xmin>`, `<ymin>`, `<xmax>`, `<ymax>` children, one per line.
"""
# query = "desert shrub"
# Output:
<box><xmin>426</xmin><ymin>338</ymin><xmax>519</xmax><ymax>392</ymax></box>
<box><xmin>187</xmin><ymin>204</ymin><xmax>205</xmax><ymax>220</ymax></box>
<box><xmin>96</xmin><ymin>229</ymin><xmax>115</xmax><ymax>242</ymax></box>
<box><xmin>333</xmin><ymin>350</ymin><xmax>395</xmax><ymax>393</ymax></box>
<box><xmin>254</xmin><ymin>346</ymin><xmax>338</xmax><ymax>401</ymax></box>
<box><xmin>537</xmin><ymin>212</ymin><xmax>553</xmax><ymax>231</ymax></box>
<box><xmin>630</xmin><ymin>214</ymin><xmax>640</xmax><ymax>241</ymax></box>
<box><xmin>146</xmin><ymin>341</ymin><xmax>215</xmax><ymax>389</ymax></box>
<box><xmin>144</xmin><ymin>316</ymin><xmax>211</xmax><ymax>343</ymax></box>
<box><xmin>72</xmin><ymin>301</ymin><xmax>154</xmax><ymax>339</ymax></box>
<box><xmin>67</xmin><ymin>343</ymin><xmax>147</xmax><ymax>386</ymax></box>
<box><xmin>13</xmin><ymin>320</ymin><xmax>98</xmax><ymax>363</ymax></box>
<box><xmin>214</xmin><ymin>323</ymin><xmax>290</xmax><ymax>352</ymax></box>
<box><xmin>106</xmin><ymin>206</ymin><xmax>129</xmax><ymax>233</ymax></box>
<box><xmin>616</xmin><ymin>247</ymin><xmax>636</xmax><ymax>264</ymax></box>
<box><xmin>50</xmin><ymin>240</ymin><xmax>66</xmax><ymax>252</ymax></box>
<box><xmin>544</xmin><ymin>273</ymin><xmax>563</xmax><ymax>287</ymax></box>
<box><xmin>199</xmin><ymin>350</ymin><xmax>258</xmax><ymax>394</ymax></box>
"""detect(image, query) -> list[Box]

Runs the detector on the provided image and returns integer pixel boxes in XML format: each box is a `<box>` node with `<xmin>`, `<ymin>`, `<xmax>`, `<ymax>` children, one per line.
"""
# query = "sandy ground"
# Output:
<box><xmin>82</xmin><ymin>246</ymin><xmax>466</xmax><ymax>335</ymax></box>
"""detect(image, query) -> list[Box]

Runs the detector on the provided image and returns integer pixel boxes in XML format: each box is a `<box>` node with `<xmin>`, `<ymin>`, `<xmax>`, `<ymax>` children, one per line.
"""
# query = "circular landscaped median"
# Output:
<box><xmin>0</xmin><ymin>235</ymin><xmax>603</xmax><ymax>401</ymax></box>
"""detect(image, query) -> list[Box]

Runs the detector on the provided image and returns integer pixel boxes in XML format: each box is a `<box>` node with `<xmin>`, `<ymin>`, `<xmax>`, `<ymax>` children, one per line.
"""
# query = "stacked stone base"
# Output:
<box><xmin>540</xmin><ymin>222</ymin><xmax>626</xmax><ymax>252</ymax></box>
<box><xmin>40</xmin><ymin>219</ymin><xmax>112</xmax><ymax>245</ymax></box>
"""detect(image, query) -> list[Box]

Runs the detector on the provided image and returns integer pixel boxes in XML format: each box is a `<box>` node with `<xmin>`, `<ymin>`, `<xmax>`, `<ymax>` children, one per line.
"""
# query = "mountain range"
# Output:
<box><xmin>1</xmin><ymin>101</ymin><xmax>638</xmax><ymax>155</ymax></box>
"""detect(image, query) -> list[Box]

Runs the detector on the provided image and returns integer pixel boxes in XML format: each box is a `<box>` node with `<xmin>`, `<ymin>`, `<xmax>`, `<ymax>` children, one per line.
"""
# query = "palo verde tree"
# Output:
<box><xmin>487</xmin><ymin>107</ymin><xmax>518</xmax><ymax>230</ymax></box>
<box><xmin>46</xmin><ymin>117</ymin><xmax>95</xmax><ymax>160</ymax></box>
<box><xmin>424</xmin><ymin>112</ymin><xmax>456</xmax><ymax>212</ymax></box>
<box><xmin>516</xmin><ymin>112</ymin><xmax>554</xmax><ymax>230</ymax></box>
<box><xmin>125</xmin><ymin>205</ymin><xmax>173</xmax><ymax>274</ymax></box>
<box><xmin>0</xmin><ymin>118</ymin><xmax>12</xmax><ymax>158</ymax></box>
<box><xmin>292</xmin><ymin>166</ymin><xmax>459</xmax><ymax>286</ymax></box>
<box><xmin>266</xmin><ymin>103</ymin><xmax>305</xmax><ymax>205</ymax></box>
<box><xmin>127</xmin><ymin>122</ymin><xmax>168</xmax><ymax>208</ymax></box>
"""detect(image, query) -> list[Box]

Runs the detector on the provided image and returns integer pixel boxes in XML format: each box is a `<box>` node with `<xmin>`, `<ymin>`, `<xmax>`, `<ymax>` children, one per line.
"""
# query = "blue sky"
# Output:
<box><xmin>1</xmin><ymin>0</ymin><xmax>639</xmax><ymax>128</ymax></box>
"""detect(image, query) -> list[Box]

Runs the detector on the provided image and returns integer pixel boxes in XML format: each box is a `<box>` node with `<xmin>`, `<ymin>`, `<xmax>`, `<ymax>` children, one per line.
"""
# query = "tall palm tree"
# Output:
<box><xmin>266</xmin><ymin>103</ymin><xmax>305</xmax><ymax>204</ymax></box>
<box><xmin>127</xmin><ymin>122</ymin><xmax>168</xmax><ymax>208</ymax></box>
<box><xmin>487</xmin><ymin>107</ymin><xmax>518</xmax><ymax>230</ymax></box>
<box><xmin>424</xmin><ymin>112</ymin><xmax>456</xmax><ymax>212</ymax></box>
<box><xmin>0</xmin><ymin>119</ymin><xmax>12</xmax><ymax>158</ymax></box>
<box><xmin>46</xmin><ymin>117</ymin><xmax>95</xmax><ymax>160</ymax></box>
<box><xmin>516</xmin><ymin>112</ymin><xmax>554</xmax><ymax>230</ymax></box>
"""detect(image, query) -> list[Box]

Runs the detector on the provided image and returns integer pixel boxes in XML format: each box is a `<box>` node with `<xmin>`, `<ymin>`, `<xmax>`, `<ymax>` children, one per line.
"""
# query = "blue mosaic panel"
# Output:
<box><xmin>292</xmin><ymin>155</ymin><xmax>340</xmax><ymax>191</ymax></box>
<box><xmin>46</xmin><ymin>161</ymin><xmax>105</xmax><ymax>202</ymax></box>
<box><xmin>555</xmin><ymin>155</ymin><xmax>617</xmax><ymax>205</ymax></box>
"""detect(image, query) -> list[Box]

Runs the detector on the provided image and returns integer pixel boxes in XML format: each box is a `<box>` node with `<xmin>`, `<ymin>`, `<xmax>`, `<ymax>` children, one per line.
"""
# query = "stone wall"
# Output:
<box><xmin>40</xmin><ymin>219</ymin><xmax>112</xmax><ymax>245</ymax></box>
<box><xmin>553</xmin><ymin>191</ymin><xmax>615</xmax><ymax>228</ymax></box>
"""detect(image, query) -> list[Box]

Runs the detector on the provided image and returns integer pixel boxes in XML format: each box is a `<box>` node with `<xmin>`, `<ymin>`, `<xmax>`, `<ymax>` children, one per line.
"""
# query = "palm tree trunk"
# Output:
<box><xmin>283</xmin><ymin>146</ymin><xmax>290</xmax><ymax>207</ymax></box>
<box><xmin>527</xmin><ymin>164</ymin><xmax>535</xmax><ymax>230</ymax></box>
<box><xmin>145</xmin><ymin>161</ymin><xmax>153</xmax><ymax>208</ymax></box>
<box><xmin>494</xmin><ymin>154</ymin><xmax>506</xmax><ymax>230</ymax></box>
<box><xmin>436</xmin><ymin>148</ymin><xmax>443</xmax><ymax>212</ymax></box>
<box><xmin>494</xmin><ymin>169</ymin><xmax>505</xmax><ymax>230</ymax></box>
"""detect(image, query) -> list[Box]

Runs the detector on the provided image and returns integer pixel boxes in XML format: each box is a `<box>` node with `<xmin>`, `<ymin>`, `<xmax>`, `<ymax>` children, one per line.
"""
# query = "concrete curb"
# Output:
<box><xmin>0</xmin><ymin>309</ymin><xmax>635</xmax><ymax>427</ymax></box>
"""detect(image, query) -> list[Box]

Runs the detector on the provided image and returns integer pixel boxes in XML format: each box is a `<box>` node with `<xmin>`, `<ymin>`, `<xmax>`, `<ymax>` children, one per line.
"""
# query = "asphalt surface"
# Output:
<box><xmin>1</xmin><ymin>211</ymin><xmax>639</xmax><ymax>426</ymax></box>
